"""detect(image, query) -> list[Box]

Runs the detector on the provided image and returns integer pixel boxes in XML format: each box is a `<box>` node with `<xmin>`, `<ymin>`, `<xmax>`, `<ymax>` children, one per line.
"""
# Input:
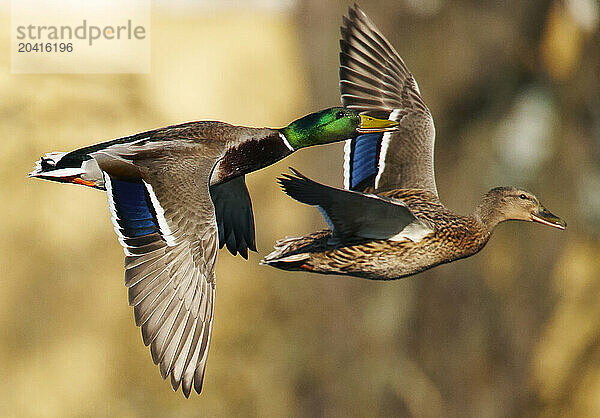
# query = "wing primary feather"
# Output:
<box><xmin>339</xmin><ymin>4</ymin><xmax>438</xmax><ymax>196</ymax></box>
<box><xmin>95</xmin><ymin>136</ymin><xmax>221</xmax><ymax>396</ymax></box>
<box><xmin>210</xmin><ymin>176</ymin><xmax>256</xmax><ymax>257</ymax></box>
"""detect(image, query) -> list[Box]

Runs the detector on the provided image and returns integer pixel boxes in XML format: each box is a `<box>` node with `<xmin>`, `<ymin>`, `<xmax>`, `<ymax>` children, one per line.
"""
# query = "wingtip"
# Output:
<box><xmin>182</xmin><ymin>376</ymin><xmax>193</xmax><ymax>398</ymax></box>
<box><xmin>170</xmin><ymin>373</ymin><xmax>182</xmax><ymax>392</ymax></box>
<box><xmin>348</xmin><ymin>3</ymin><xmax>362</xmax><ymax>17</ymax></box>
<box><xmin>287</xmin><ymin>167</ymin><xmax>310</xmax><ymax>181</ymax></box>
<box><xmin>225</xmin><ymin>242</ymin><xmax>238</xmax><ymax>257</ymax></box>
<box><xmin>277</xmin><ymin>173</ymin><xmax>296</xmax><ymax>187</ymax></box>
<box><xmin>159</xmin><ymin>362</ymin><xmax>169</xmax><ymax>380</ymax></box>
<box><xmin>194</xmin><ymin>372</ymin><xmax>205</xmax><ymax>395</ymax></box>
<box><xmin>347</xmin><ymin>4</ymin><xmax>358</xmax><ymax>21</ymax></box>
<box><xmin>354</xmin><ymin>3</ymin><xmax>366</xmax><ymax>17</ymax></box>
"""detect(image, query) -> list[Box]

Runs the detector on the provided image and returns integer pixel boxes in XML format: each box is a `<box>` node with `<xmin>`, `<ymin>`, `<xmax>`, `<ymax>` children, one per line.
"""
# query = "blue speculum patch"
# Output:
<box><xmin>110</xmin><ymin>177</ymin><xmax>159</xmax><ymax>237</ymax></box>
<box><xmin>350</xmin><ymin>133</ymin><xmax>382</xmax><ymax>190</ymax></box>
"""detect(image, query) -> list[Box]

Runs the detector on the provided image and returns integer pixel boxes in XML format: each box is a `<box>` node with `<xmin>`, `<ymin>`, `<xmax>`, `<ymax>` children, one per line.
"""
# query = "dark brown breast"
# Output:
<box><xmin>211</xmin><ymin>129</ymin><xmax>292</xmax><ymax>184</ymax></box>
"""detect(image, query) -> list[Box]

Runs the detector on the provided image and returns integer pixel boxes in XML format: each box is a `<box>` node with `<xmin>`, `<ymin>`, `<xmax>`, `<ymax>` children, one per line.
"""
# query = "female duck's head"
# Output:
<box><xmin>281</xmin><ymin>107</ymin><xmax>397</xmax><ymax>150</ymax></box>
<box><xmin>477</xmin><ymin>187</ymin><xmax>566</xmax><ymax>230</ymax></box>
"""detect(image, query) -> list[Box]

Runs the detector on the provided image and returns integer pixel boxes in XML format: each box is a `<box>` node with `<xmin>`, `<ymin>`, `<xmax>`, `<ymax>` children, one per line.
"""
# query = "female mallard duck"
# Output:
<box><xmin>262</xmin><ymin>6</ymin><xmax>566</xmax><ymax>279</ymax></box>
<box><xmin>29</xmin><ymin>108</ymin><xmax>397</xmax><ymax>396</ymax></box>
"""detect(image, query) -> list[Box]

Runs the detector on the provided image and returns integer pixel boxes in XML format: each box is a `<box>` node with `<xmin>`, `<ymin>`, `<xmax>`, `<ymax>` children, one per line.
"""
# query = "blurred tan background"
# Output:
<box><xmin>2</xmin><ymin>0</ymin><xmax>600</xmax><ymax>416</ymax></box>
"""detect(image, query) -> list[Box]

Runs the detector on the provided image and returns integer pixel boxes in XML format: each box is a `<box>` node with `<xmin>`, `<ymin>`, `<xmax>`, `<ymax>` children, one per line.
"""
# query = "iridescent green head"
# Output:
<box><xmin>280</xmin><ymin>107</ymin><xmax>398</xmax><ymax>150</ymax></box>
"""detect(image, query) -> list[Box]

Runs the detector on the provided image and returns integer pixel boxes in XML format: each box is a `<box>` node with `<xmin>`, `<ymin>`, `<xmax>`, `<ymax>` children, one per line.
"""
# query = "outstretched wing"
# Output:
<box><xmin>29</xmin><ymin>121</ymin><xmax>258</xmax><ymax>261</ymax></box>
<box><xmin>279</xmin><ymin>168</ymin><xmax>432</xmax><ymax>243</ymax></box>
<box><xmin>210</xmin><ymin>175</ymin><xmax>256</xmax><ymax>259</ymax></box>
<box><xmin>92</xmin><ymin>139</ymin><xmax>221</xmax><ymax>397</ymax></box>
<box><xmin>340</xmin><ymin>4</ymin><xmax>437</xmax><ymax>195</ymax></box>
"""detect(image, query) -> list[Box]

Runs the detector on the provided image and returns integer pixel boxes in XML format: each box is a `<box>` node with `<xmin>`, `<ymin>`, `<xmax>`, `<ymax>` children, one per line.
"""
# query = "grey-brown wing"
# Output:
<box><xmin>279</xmin><ymin>169</ymin><xmax>432</xmax><ymax>242</ymax></box>
<box><xmin>340</xmin><ymin>5</ymin><xmax>437</xmax><ymax>196</ymax></box>
<box><xmin>92</xmin><ymin>140</ymin><xmax>221</xmax><ymax>397</ymax></box>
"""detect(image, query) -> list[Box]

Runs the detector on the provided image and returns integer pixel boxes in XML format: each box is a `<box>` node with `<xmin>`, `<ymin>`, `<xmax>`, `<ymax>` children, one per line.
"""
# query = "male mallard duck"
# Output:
<box><xmin>29</xmin><ymin>108</ymin><xmax>397</xmax><ymax>396</ymax></box>
<box><xmin>262</xmin><ymin>6</ymin><xmax>566</xmax><ymax>280</ymax></box>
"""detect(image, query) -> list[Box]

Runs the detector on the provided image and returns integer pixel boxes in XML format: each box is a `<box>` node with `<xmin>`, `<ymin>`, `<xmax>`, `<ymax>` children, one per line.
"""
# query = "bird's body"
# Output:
<box><xmin>263</xmin><ymin>5</ymin><xmax>565</xmax><ymax>279</ymax></box>
<box><xmin>29</xmin><ymin>107</ymin><xmax>398</xmax><ymax>397</ymax></box>
<box><xmin>265</xmin><ymin>188</ymin><xmax>490</xmax><ymax>280</ymax></box>
<box><xmin>34</xmin><ymin>121</ymin><xmax>291</xmax><ymax>189</ymax></box>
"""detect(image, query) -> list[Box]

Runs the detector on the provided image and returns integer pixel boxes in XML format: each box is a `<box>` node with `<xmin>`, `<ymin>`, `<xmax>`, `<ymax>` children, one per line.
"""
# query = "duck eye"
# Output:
<box><xmin>335</xmin><ymin>111</ymin><xmax>344</xmax><ymax>119</ymax></box>
<box><xmin>519</xmin><ymin>194</ymin><xmax>527</xmax><ymax>200</ymax></box>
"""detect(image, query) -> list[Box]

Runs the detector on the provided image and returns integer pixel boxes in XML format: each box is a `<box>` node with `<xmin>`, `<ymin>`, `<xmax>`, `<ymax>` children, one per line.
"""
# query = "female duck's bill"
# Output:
<box><xmin>531</xmin><ymin>206</ymin><xmax>567</xmax><ymax>229</ymax></box>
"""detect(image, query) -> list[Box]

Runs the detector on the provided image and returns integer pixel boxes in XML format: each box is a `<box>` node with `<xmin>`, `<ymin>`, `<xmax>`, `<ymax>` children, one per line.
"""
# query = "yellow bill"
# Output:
<box><xmin>357</xmin><ymin>114</ymin><xmax>399</xmax><ymax>133</ymax></box>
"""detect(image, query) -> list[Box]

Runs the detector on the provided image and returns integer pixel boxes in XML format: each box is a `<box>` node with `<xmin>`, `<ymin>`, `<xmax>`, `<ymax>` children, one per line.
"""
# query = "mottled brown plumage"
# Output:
<box><xmin>262</xmin><ymin>5</ymin><xmax>566</xmax><ymax>280</ymax></box>
<box><xmin>263</xmin><ymin>181</ymin><xmax>565</xmax><ymax>280</ymax></box>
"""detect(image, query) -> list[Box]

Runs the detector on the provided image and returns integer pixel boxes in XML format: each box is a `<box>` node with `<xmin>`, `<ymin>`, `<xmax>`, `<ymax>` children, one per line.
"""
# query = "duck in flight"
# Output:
<box><xmin>29</xmin><ymin>107</ymin><xmax>397</xmax><ymax>396</ymax></box>
<box><xmin>262</xmin><ymin>5</ymin><xmax>566</xmax><ymax>279</ymax></box>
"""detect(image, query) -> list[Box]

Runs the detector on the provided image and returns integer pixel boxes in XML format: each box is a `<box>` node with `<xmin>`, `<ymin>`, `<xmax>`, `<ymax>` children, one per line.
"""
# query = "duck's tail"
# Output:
<box><xmin>260</xmin><ymin>230</ymin><xmax>332</xmax><ymax>271</ymax></box>
<box><xmin>29</xmin><ymin>152</ymin><xmax>105</xmax><ymax>190</ymax></box>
